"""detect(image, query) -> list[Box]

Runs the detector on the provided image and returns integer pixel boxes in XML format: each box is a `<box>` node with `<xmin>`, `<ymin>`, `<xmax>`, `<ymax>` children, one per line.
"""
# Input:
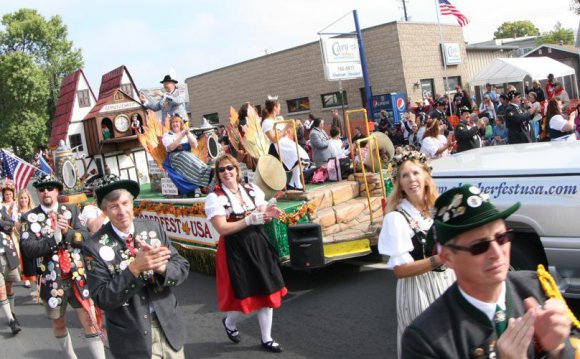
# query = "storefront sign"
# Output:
<box><xmin>320</xmin><ymin>36</ymin><xmax>362</xmax><ymax>81</ymax></box>
<box><xmin>137</xmin><ymin>210</ymin><xmax>220</xmax><ymax>247</ymax></box>
<box><xmin>441</xmin><ymin>43</ymin><xmax>461</xmax><ymax>65</ymax></box>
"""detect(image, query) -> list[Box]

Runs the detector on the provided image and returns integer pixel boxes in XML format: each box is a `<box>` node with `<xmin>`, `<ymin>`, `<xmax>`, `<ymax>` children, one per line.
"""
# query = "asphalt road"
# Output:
<box><xmin>0</xmin><ymin>256</ymin><xmax>396</xmax><ymax>359</ymax></box>
<box><xmin>1</xmin><ymin>255</ymin><xmax>578</xmax><ymax>358</ymax></box>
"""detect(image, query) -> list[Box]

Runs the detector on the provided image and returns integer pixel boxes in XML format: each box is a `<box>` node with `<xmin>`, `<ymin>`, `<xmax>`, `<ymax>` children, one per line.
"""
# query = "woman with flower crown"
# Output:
<box><xmin>378</xmin><ymin>150</ymin><xmax>456</xmax><ymax>358</ymax></box>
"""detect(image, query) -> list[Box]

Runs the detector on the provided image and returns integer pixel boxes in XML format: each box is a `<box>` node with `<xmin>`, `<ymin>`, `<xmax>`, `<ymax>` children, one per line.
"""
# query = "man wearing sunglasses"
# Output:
<box><xmin>402</xmin><ymin>184</ymin><xmax>575</xmax><ymax>358</ymax></box>
<box><xmin>20</xmin><ymin>175</ymin><xmax>105</xmax><ymax>359</ymax></box>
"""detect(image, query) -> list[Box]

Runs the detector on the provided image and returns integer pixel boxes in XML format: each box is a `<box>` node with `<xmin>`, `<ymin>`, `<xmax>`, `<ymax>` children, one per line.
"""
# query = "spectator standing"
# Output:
<box><xmin>330</xmin><ymin>109</ymin><xmax>341</xmax><ymax>130</ymax></box>
<box><xmin>429</xmin><ymin>98</ymin><xmax>451</xmax><ymax>136</ymax></box>
<box><xmin>525</xmin><ymin>80</ymin><xmax>546</xmax><ymax>102</ymax></box>
<box><xmin>569</xmin><ymin>102</ymin><xmax>580</xmax><ymax>139</ymax></box>
<box><xmin>482</xmin><ymin>83</ymin><xmax>499</xmax><ymax>108</ymax></box>
<box><xmin>552</xmin><ymin>82</ymin><xmax>570</xmax><ymax>114</ymax></box>
<box><xmin>546</xmin><ymin>98</ymin><xmax>576</xmax><ymax>141</ymax></box>
<box><xmin>492</xmin><ymin>117</ymin><xmax>509</xmax><ymax>145</ymax></box>
<box><xmin>526</xmin><ymin>92</ymin><xmax>542</xmax><ymax>141</ymax></box>
<box><xmin>478</xmin><ymin>95</ymin><xmax>496</xmax><ymax>126</ymax></box>
<box><xmin>545</xmin><ymin>73</ymin><xmax>556</xmax><ymax>100</ymax></box>
<box><xmin>351</xmin><ymin>126</ymin><xmax>364</xmax><ymax>144</ymax></box>
<box><xmin>420</xmin><ymin>119</ymin><xmax>454</xmax><ymax>160</ymax></box>
<box><xmin>378</xmin><ymin>110</ymin><xmax>393</xmax><ymax>134</ymax></box>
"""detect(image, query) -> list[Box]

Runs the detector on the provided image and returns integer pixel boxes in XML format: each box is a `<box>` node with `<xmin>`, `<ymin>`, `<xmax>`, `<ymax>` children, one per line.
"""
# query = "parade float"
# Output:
<box><xmin>126</xmin><ymin>106</ymin><xmax>394</xmax><ymax>274</ymax></box>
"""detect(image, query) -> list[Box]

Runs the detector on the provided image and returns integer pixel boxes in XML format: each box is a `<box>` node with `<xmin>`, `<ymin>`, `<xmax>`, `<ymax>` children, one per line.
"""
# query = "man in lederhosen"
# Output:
<box><xmin>20</xmin><ymin>174</ymin><xmax>105</xmax><ymax>359</ymax></box>
<box><xmin>82</xmin><ymin>175</ymin><xmax>190</xmax><ymax>358</ymax></box>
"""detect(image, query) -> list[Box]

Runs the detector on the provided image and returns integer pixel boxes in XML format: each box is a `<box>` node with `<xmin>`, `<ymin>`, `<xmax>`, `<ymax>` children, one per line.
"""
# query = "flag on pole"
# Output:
<box><xmin>39</xmin><ymin>153</ymin><xmax>52</xmax><ymax>174</ymax></box>
<box><xmin>438</xmin><ymin>0</ymin><xmax>469</xmax><ymax>27</ymax></box>
<box><xmin>1</xmin><ymin>150</ymin><xmax>38</xmax><ymax>191</ymax></box>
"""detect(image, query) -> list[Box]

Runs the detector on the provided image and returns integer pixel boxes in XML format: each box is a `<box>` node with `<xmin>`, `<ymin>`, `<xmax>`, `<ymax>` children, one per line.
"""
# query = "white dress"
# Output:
<box><xmin>378</xmin><ymin>199</ymin><xmax>456</xmax><ymax>359</ymax></box>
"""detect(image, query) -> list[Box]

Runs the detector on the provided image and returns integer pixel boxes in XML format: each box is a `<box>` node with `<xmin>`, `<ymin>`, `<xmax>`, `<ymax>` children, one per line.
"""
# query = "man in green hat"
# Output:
<box><xmin>82</xmin><ymin>175</ymin><xmax>190</xmax><ymax>358</ymax></box>
<box><xmin>20</xmin><ymin>174</ymin><xmax>105</xmax><ymax>359</ymax></box>
<box><xmin>402</xmin><ymin>184</ymin><xmax>575</xmax><ymax>358</ymax></box>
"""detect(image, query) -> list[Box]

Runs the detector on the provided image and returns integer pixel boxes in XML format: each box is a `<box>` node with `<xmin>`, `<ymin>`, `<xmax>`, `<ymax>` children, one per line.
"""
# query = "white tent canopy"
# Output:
<box><xmin>471</xmin><ymin>57</ymin><xmax>576</xmax><ymax>86</ymax></box>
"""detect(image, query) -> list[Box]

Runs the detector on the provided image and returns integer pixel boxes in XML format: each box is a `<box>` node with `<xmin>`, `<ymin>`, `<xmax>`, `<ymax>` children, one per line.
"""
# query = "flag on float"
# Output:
<box><xmin>39</xmin><ymin>153</ymin><xmax>52</xmax><ymax>174</ymax></box>
<box><xmin>438</xmin><ymin>0</ymin><xmax>469</xmax><ymax>27</ymax></box>
<box><xmin>1</xmin><ymin>150</ymin><xmax>41</xmax><ymax>191</ymax></box>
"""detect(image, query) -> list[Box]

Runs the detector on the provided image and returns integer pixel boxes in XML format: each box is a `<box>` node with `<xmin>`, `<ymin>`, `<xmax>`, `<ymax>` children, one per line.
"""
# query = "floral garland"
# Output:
<box><xmin>388</xmin><ymin>150</ymin><xmax>431</xmax><ymax>179</ymax></box>
<box><xmin>279</xmin><ymin>202</ymin><xmax>316</xmax><ymax>225</ymax></box>
<box><xmin>134</xmin><ymin>201</ymin><xmax>207</xmax><ymax>218</ymax></box>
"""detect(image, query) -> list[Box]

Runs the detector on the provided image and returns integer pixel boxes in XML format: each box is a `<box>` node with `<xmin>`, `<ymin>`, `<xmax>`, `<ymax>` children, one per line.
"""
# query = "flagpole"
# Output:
<box><xmin>434</xmin><ymin>0</ymin><xmax>451</xmax><ymax>110</ymax></box>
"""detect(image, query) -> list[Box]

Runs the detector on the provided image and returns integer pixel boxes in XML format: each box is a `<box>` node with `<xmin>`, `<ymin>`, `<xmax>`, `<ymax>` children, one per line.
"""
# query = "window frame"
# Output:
<box><xmin>68</xmin><ymin>133</ymin><xmax>84</xmax><ymax>152</ymax></box>
<box><xmin>77</xmin><ymin>89</ymin><xmax>91</xmax><ymax>108</ymax></box>
<box><xmin>321</xmin><ymin>91</ymin><xmax>348</xmax><ymax>109</ymax></box>
<box><xmin>286</xmin><ymin>97</ymin><xmax>311</xmax><ymax>114</ymax></box>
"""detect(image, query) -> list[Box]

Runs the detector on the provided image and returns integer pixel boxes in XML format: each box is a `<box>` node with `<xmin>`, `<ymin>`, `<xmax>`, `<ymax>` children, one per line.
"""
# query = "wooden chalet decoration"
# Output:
<box><xmin>83</xmin><ymin>65</ymin><xmax>147</xmax><ymax>156</ymax></box>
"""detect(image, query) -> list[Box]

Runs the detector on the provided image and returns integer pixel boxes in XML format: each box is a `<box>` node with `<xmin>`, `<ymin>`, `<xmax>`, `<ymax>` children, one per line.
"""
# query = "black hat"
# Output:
<box><xmin>33</xmin><ymin>174</ymin><xmax>63</xmax><ymax>191</ymax></box>
<box><xmin>160</xmin><ymin>75</ymin><xmax>178</xmax><ymax>84</ymax></box>
<box><xmin>94</xmin><ymin>174</ymin><xmax>140</xmax><ymax>206</ymax></box>
<box><xmin>436</xmin><ymin>98</ymin><xmax>446</xmax><ymax>106</ymax></box>
<box><xmin>507</xmin><ymin>91</ymin><xmax>521</xmax><ymax>101</ymax></box>
<box><xmin>460</xmin><ymin>106</ymin><xmax>471</xmax><ymax>114</ymax></box>
<box><xmin>433</xmin><ymin>184</ymin><xmax>520</xmax><ymax>244</ymax></box>
<box><xmin>485</xmin><ymin>82</ymin><xmax>492</xmax><ymax>87</ymax></box>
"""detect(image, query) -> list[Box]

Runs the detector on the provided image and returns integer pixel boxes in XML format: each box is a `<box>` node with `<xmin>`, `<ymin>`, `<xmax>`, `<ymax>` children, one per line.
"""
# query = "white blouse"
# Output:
<box><xmin>204</xmin><ymin>183</ymin><xmax>267</xmax><ymax>220</ymax></box>
<box><xmin>378</xmin><ymin>199</ymin><xmax>434</xmax><ymax>269</ymax></box>
<box><xmin>420</xmin><ymin>135</ymin><xmax>448</xmax><ymax>159</ymax></box>
<box><xmin>161</xmin><ymin>131</ymin><xmax>188</xmax><ymax>152</ymax></box>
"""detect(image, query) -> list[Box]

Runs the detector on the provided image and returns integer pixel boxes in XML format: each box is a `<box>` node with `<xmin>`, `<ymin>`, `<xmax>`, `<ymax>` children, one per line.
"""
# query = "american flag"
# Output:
<box><xmin>438</xmin><ymin>0</ymin><xmax>469</xmax><ymax>27</ymax></box>
<box><xmin>1</xmin><ymin>150</ymin><xmax>38</xmax><ymax>191</ymax></box>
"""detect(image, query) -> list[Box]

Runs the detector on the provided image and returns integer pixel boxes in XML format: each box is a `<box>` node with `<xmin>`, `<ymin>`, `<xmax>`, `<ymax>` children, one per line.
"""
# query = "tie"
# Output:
<box><xmin>125</xmin><ymin>234</ymin><xmax>137</xmax><ymax>256</ymax></box>
<box><xmin>494</xmin><ymin>305</ymin><xmax>507</xmax><ymax>337</ymax></box>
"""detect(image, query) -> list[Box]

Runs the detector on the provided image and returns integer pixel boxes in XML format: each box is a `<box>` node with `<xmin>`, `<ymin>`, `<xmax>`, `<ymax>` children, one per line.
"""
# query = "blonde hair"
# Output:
<box><xmin>386</xmin><ymin>158</ymin><xmax>438</xmax><ymax>213</ymax></box>
<box><xmin>17</xmin><ymin>189</ymin><xmax>36</xmax><ymax>213</ymax></box>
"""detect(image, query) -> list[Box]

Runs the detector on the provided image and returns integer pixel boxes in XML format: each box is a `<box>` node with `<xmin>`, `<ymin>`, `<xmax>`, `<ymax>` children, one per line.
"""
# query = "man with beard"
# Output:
<box><xmin>20</xmin><ymin>175</ymin><xmax>105</xmax><ymax>359</ymax></box>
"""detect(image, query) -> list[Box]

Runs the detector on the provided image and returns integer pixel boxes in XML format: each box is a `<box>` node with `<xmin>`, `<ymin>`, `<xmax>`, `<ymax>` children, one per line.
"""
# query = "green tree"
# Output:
<box><xmin>570</xmin><ymin>0</ymin><xmax>580</xmax><ymax>14</ymax></box>
<box><xmin>0</xmin><ymin>52</ymin><xmax>49</xmax><ymax>158</ymax></box>
<box><xmin>0</xmin><ymin>8</ymin><xmax>83</xmax><ymax>129</ymax></box>
<box><xmin>493</xmin><ymin>20</ymin><xmax>540</xmax><ymax>39</ymax></box>
<box><xmin>537</xmin><ymin>22</ymin><xmax>575</xmax><ymax>45</ymax></box>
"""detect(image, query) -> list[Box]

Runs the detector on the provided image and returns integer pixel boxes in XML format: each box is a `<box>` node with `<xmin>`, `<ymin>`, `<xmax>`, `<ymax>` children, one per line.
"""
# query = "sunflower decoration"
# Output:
<box><xmin>279</xmin><ymin>202</ymin><xmax>316</xmax><ymax>225</ymax></box>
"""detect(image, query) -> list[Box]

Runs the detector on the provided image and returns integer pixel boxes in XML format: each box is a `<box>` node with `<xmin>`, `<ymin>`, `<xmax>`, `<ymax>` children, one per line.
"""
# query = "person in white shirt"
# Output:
<box><xmin>420</xmin><ymin>119</ymin><xmax>454</xmax><ymax>160</ymax></box>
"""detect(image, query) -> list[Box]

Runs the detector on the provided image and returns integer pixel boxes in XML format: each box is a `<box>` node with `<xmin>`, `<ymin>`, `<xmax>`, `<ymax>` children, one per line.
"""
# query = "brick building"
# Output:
<box><xmin>185</xmin><ymin>21</ymin><xmax>470</xmax><ymax>126</ymax></box>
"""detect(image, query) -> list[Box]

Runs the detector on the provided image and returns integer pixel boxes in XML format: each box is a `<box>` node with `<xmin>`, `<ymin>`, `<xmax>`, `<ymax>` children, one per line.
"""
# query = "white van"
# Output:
<box><xmin>431</xmin><ymin>141</ymin><xmax>580</xmax><ymax>299</ymax></box>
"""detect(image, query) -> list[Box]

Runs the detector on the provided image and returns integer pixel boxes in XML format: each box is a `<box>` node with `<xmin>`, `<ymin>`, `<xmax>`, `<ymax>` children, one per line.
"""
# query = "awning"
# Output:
<box><xmin>471</xmin><ymin>57</ymin><xmax>576</xmax><ymax>86</ymax></box>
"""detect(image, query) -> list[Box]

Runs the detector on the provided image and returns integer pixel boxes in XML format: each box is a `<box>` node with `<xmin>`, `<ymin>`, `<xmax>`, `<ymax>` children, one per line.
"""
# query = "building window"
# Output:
<box><xmin>204</xmin><ymin>113</ymin><xmax>219</xmax><ymax>125</ymax></box>
<box><xmin>68</xmin><ymin>134</ymin><xmax>83</xmax><ymax>152</ymax></box>
<box><xmin>321</xmin><ymin>91</ymin><xmax>347</xmax><ymax>108</ymax></box>
<box><xmin>446</xmin><ymin>76</ymin><xmax>461</xmax><ymax>93</ymax></box>
<box><xmin>77</xmin><ymin>90</ymin><xmax>91</xmax><ymax>108</ymax></box>
<box><xmin>286</xmin><ymin>97</ymin><xmax>310</xmax><ymax>113</ymax></box>
<box><xmin>113</xmin><ymin>91</ymin><xmax>124</xmax><ymax>101</ymax></box>
<box><xmin>420</xmin><ymin>79</ymin><xmax>434</xmax><ymax>100</ymax></box>
<box><xmin>120</xmin><ymin>83</ymin><xmax>133</xmax><ymax>96</ymax></box>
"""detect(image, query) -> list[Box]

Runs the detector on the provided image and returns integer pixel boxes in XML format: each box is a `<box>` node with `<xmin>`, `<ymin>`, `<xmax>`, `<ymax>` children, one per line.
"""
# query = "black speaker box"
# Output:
<box><xmin>287</xmin><ymin>223</ymin><xmax>325</xmax><ymax>269</ymax></box>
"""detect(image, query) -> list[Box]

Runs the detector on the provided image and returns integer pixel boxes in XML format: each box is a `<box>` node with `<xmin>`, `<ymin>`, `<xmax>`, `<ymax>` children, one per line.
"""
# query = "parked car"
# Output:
<box><xmin>431</xmin><ymin>141</ymin><xmax>580</xmax><ymax>299</ymax></box>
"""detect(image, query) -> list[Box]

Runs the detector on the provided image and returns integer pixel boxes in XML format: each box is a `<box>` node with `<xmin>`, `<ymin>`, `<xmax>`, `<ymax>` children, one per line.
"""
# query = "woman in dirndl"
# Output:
<box><xmin>162</xmin><ymin>114</ymin><xmax>213</xmax><ymax>195</ymax></box>
<box><xmin>378</xmin><ymin>150</ymin><xmax>456</xmax><ymax>359</ymax></box>
<box><xmin>204</xmin><ymin>154</ymin><xmax>287</xmax><ymax>353</ymax></box>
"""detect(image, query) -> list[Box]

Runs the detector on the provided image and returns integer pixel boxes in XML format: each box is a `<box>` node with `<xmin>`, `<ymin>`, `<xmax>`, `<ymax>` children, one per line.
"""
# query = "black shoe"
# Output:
<box><xmin>11</xmin><ymin>313</ymin><xmax>19</xmax><ymax>325</ymax></box>
<box><xmin>9</xmin><ymin>319</ymin><xmax>21</xmax><ymax>335</ymax></box>
<box><xmin>221</xmin><ymin>318</ymin><xmax>240</xmax><ymax>344</ymax></box>
<box><xmin>261</xmin><ymin>340</ymin><xmax>284</xmax><ymax>353</ymax></box>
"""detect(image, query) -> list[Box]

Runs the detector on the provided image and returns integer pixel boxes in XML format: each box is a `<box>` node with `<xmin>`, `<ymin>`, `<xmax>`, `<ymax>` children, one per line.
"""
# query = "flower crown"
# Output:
<box><xmin>388</xmin><ymin>150</ymin><xmax>431</xmax><ymax>179</ymax></box>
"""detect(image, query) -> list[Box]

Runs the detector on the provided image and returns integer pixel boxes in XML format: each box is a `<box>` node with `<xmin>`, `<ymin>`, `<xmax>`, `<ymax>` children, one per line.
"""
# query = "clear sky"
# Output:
<box><xmin>0</xmin><ymin>0</ymin><xmax>578</xmax><ymax>90</ymax></box>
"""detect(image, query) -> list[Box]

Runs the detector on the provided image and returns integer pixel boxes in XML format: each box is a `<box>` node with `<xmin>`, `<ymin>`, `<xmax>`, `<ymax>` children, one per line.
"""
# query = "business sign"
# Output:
<box><xmin>137</xmin><ymin>210</ymin><xmax>219</xmax><ymax>248</ymax></box>
<box><xmin>441</xmin><ymin>43</ymin><xmax>461</xmax><ymax>65</ymax></box>
<box><xmin>320</xmin><ymin>36</ymin><xmax>363</xmax><ymax>81</ymax></box>
<box><xmin>100</xmin><ymin>101</ymin><xmax>141</xmax><ymax>113</ymax></box>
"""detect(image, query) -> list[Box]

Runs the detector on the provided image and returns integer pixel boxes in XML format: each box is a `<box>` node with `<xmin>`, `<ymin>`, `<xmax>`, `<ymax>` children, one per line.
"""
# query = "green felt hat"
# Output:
<box><xmin>33</xmin><ymin>174</ymin><xmax>63</xmax><ymax>191</ymax></box>
<box><xmin>433</xmin><ymin>184</ymin><xmax>520</xmax><ymax>244</ymax></box>
<box><xmin>94</xmin><ymin>174</ymin><xmax>140</xmax><ymax>206</ymax></box>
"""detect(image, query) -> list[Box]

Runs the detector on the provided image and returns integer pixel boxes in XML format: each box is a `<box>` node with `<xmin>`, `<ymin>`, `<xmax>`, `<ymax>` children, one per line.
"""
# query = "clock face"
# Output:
<box><xmin>114</xmin><ymin>114</ymin><xmax>130</xmax><ymax>132</ymax></box>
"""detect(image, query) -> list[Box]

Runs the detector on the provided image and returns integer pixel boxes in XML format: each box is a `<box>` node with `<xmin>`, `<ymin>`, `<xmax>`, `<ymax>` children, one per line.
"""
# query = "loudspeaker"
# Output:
<box><xmin>287</xmin><ymin>223</ymin><xmax>325</xmax><ymax>269</ymax></box>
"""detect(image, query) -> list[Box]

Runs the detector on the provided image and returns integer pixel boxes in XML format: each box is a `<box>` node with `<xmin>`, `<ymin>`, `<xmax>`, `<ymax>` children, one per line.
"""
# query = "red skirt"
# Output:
<box><xmin>216</xmin><ymin>235</ymin><xmax>287</xmax><ymax>314</ymax></box>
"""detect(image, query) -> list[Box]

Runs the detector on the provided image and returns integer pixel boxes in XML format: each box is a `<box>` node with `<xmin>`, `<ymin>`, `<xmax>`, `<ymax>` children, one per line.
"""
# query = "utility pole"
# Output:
<box><xmin>399</xmin><ymin>0</ymin><xmax>409</xmax><ymax>21</ymax></box>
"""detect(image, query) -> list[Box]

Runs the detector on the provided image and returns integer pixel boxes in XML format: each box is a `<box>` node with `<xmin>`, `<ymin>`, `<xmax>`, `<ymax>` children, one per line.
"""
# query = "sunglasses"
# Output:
<box><xmin>38</xmin><ymin>186</ymin><xmax>56</xmax><ymax>193</ymax></box>
<box><xmin>218</xmin><ymin>165</ymin><xmax>235</xmax><ymax>173</ymax></box>
<box><xmin>445</xmin><ymin>229</ymin><xmax>513</xmax><ymax>256</ymax></box>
